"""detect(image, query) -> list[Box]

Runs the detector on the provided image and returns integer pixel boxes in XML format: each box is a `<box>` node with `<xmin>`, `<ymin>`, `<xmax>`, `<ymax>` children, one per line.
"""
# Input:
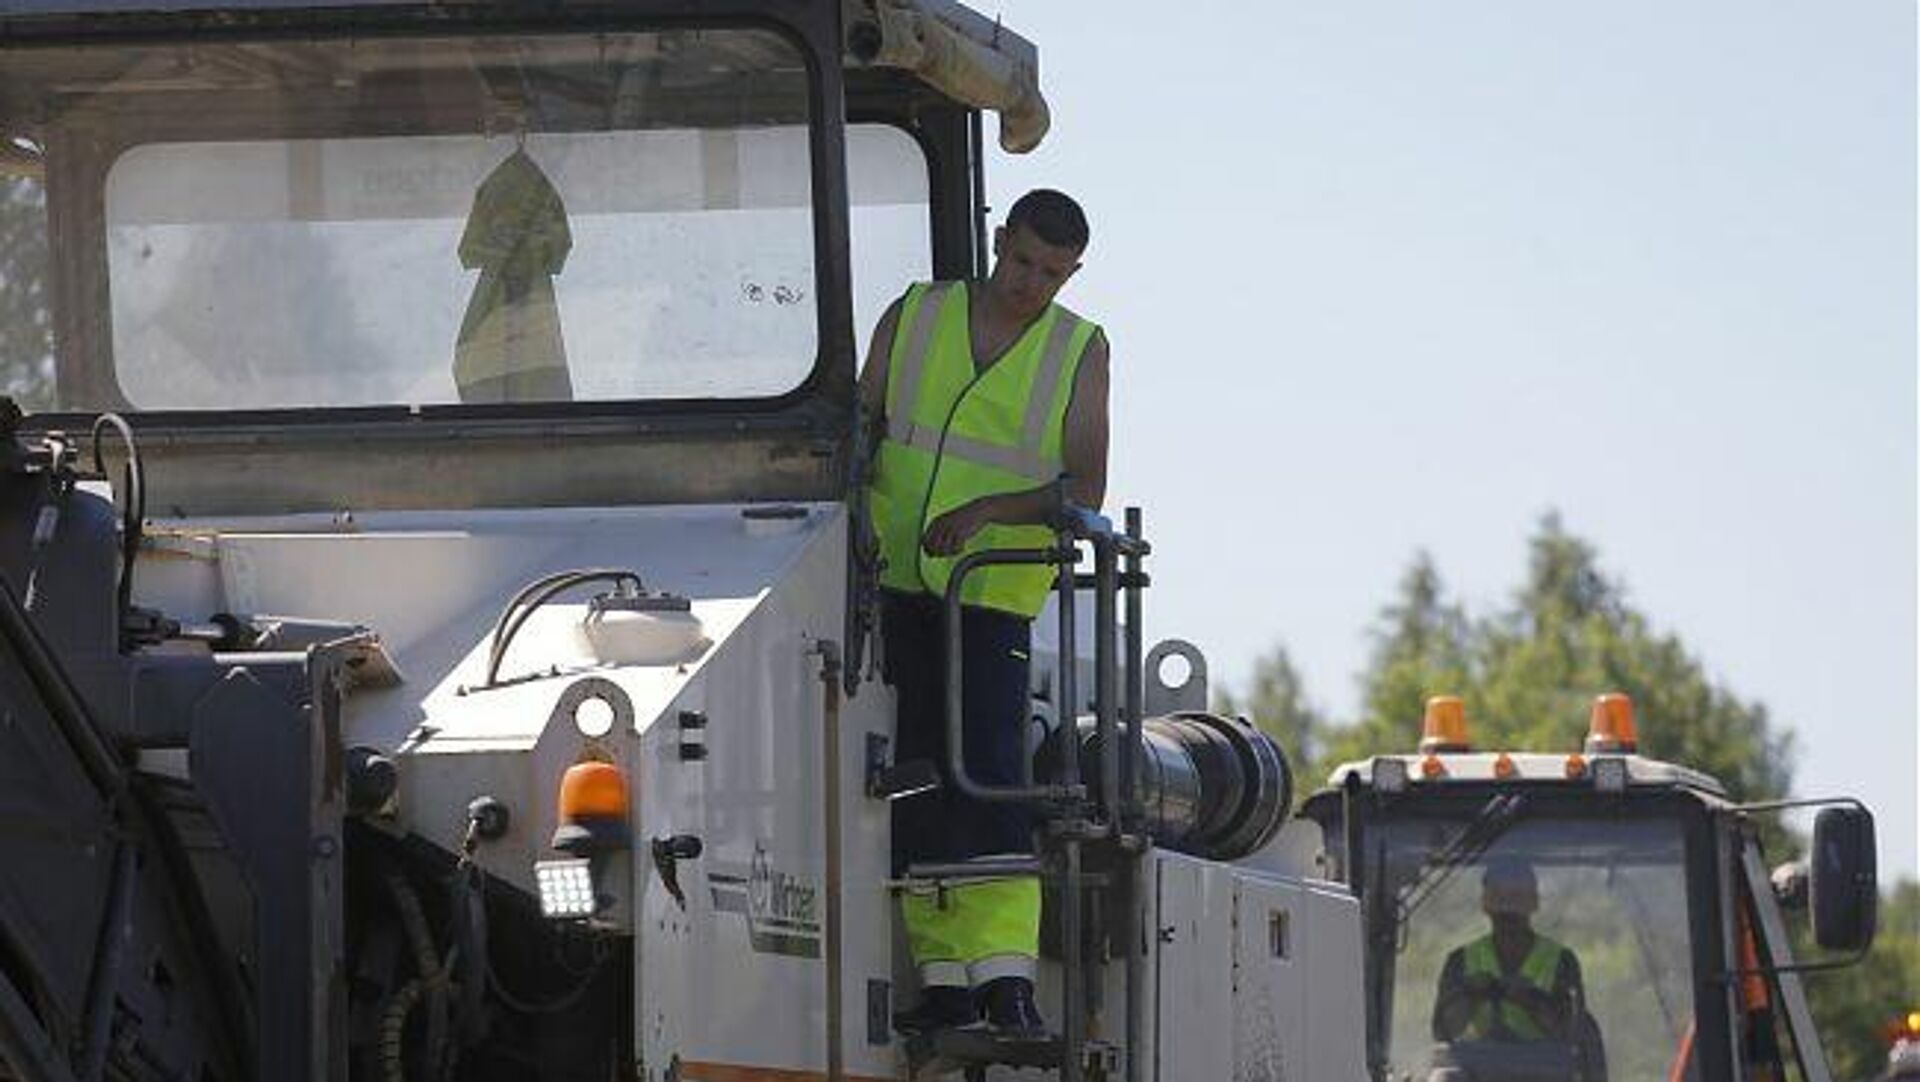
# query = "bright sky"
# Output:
<box><xmin>978</xmin><ymin>1</ymin><xmax>1918</xmax><ymax>878</ymax></box>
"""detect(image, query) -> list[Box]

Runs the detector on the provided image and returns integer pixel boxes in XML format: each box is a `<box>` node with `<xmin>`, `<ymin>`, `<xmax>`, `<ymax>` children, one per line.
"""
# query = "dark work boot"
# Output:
<box><xmin>894</xmin><ymin>985</ymin><xmax>979</xmax><ymax>1035</ymax></box>
<box><xmin>976</xmin><ymin>976</ymin><xmax>1047</xmax><ymax>1038</ymax></box>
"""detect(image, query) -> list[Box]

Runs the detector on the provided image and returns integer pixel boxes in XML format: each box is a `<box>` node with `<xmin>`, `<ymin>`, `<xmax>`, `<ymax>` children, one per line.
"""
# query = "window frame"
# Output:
<box><xmin>11</xmin><ymin>4</ymin><xmax>859</xmax><ymax>437</ymax></box>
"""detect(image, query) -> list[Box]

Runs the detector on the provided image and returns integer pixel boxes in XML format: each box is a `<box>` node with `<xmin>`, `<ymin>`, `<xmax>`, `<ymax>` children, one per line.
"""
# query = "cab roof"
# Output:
<box><xmin>1324</xmin><ymin>751</ymin><xmax>1730</xmax><ymax>800</ymax></box>
<box><xmin>0</xmin><ymin>0</ymin><xmax>1040</xmax><ymax>74</ymax></box>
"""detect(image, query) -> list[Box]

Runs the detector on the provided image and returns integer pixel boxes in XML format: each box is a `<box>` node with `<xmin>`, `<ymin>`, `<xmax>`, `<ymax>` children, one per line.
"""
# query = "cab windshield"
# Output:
<box><xmin>0</xmin><ymin>28</ymin><xmax>918</xmax><ymax>413</ymax></box>
<box><xmin>1369</xmin><ymin>815</ymin><xmax>1698</xmax><ymax>1082</ymax></box>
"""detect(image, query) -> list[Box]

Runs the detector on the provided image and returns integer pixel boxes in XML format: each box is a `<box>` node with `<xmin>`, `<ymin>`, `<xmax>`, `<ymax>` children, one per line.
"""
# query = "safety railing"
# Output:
<box><xmin>938</xmin><ymin>505</ymin><xmax>1148</xmax><ymax>821</ymax></box>
<box><xmin>921</xmin><ymin>502</ymin><xmax>1152</xmax><ymax>1082</ymax></box>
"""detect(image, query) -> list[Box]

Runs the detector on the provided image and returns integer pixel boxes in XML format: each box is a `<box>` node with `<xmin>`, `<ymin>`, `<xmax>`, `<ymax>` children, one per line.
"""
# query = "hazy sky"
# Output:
<box><xmin>975</xmin><ymin>2</ymin><xmax>1917</xmax><ymax>877</ymax></box>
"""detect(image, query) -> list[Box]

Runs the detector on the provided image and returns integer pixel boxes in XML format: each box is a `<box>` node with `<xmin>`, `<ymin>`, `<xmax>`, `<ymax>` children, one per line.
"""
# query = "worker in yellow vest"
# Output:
<box><xmin>857</xmin><ymin>189</ymin><xmax>1110</xmax><ymax>1037</ymax></box>
<box><xmin>1433</xmin><ymin>859</ymin><xmax>1588</xmax><ymax>1045</ymax></box>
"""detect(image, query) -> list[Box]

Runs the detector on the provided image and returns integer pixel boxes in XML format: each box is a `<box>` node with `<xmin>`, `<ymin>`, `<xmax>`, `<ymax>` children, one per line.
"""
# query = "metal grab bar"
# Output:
<box><xmin>942</xmin><ymin>544</ymin><xmax>1083</xmax><ymax>804</ymax></box>
<box><xmin>937</xmin><ymin>511</ymin><xmax>1149</xmax><ymax>816</ymax></box>
<box><xmin>1121</xmin><ymin>506</ymin><xmax>1147</xmax><ymax>1082</ymax></box>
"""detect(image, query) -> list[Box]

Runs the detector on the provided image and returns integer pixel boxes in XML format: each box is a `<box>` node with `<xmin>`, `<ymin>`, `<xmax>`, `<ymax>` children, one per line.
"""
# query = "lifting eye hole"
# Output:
<box><xmin>1156</xmin><ymin>652</ymin><xmax>1191</xmax><ymax>691</ymax></box>
<box><xmin>574</xmin><ymin>695</ymin><xmax>616</xmax><ymax>739</ymax></box>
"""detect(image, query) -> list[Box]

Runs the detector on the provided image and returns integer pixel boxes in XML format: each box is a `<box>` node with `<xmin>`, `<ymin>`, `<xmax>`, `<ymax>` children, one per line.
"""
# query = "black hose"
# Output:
<box><xmin>88</xmin><ymin>413</ymin><xmax>143</xmax><ymax>635</ymax></box>
<box><xmin>482</xmin><ymin>570</ymin><xmax>590</xmax><ymax>676</ymax></box>
<box><xmin>482</xmin><ymin>569</ymin><xmax>642</xmax><ymax>687</ymax></box>
<box><xmin>386</xmin><ymin>874</ymin><xmax>449</xmax><ymax>1079</ymax></box>
<box><xmin>380</xmin><ymin>978</ymin><xmax>425</xmax><ymax>1082</ymax></box>
<box><xmin>484</xmin><ymin>946</ymin><xmax>608</xmax><ymax>1017</ymax></box>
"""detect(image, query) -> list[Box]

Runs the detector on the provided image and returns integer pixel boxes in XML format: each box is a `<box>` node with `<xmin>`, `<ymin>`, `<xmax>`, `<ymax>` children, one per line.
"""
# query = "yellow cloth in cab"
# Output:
<box><xmin>453</xmin><ymin>148</ymin><xmax>574</xmax><ymax>402</ymax></box>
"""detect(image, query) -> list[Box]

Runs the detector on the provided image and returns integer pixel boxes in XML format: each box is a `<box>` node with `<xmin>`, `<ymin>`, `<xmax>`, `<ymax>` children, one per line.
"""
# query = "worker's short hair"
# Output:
<box><xmin>1006</xmin><ymin>188</ymin><xmax>1090</xmax><ymax>252</ymax></box>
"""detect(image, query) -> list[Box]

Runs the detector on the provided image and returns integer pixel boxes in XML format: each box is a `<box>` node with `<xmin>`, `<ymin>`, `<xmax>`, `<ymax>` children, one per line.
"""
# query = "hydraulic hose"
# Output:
<box><xmin>380</xmin><ymin>979</ymin><xmax>425</xmax><ymax>1082</ymax></box>
<box><xmin>483</xmin><ymin>569</ymin><xmax>643</xmax><ymax>687</ymax></box>
<box><xmin>88</xmin><ymin>413</ymin><xmax>144</xmax><ymax>632</ymax></box>
<box><xmin>385</xmin><ymin>875</ymin><xmax>449</xmax><ymax>1079</ymax></box>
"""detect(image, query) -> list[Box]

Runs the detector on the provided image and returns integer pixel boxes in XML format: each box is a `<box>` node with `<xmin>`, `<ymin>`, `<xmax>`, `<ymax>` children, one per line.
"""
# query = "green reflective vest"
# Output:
<box><xmin>1461</xmin><ymin>934</ymin><xmax>1568</xmax><ymax>1041</ymax></box>
<box><xmin>867</xmin><ymin>281</ymin><xmax>1098</xmax><ymax>618</ymax></box>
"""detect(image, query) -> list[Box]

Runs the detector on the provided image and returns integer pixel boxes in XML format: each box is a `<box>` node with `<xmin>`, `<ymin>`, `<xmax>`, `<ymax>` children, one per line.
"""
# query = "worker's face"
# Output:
<box><xmin>1488</xmin><ymin>911</ymin><xmax>1533</xmax><ymax>939</ymax></box>
<box><xmin>987</xmin><ymin>224</ymin><xmax>1083</xmax><ymax>321</ymax></box>
<box><xmin>1482</xmin><ymin>882</ymin><xmax>1539</xmax><ymax>926</ymax></box>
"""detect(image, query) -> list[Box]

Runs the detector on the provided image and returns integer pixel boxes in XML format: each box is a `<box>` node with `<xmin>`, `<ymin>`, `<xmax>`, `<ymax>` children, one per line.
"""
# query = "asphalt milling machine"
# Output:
<box><xmin>0</xmin><ymin>1</ymin><xmax>1361</xmax><ymax>1080</ymax></box>
<box><xmin>0</xmin><ymin>0</ymin><xmax>1881</xmax><ymax>1080</ymax></box>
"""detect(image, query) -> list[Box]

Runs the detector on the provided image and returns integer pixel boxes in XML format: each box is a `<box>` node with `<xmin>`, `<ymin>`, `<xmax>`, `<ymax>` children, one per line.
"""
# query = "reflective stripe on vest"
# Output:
<box><xmin>1462</xmin><ymin>934</ymin><xmax>1566</xmax><ymax>1041</ymax></box>
<box><xmin>867</xmin><ymin>281</ymin><xmax>1096</xmax><ymax>618</ymax></box>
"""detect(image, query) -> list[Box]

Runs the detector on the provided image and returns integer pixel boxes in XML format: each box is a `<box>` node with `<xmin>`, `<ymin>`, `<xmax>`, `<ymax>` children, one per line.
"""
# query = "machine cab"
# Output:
<box><xmin>0</xmin><ymin>0</ymin><xmax>1025</xmax><ymax>514</ymax></box>
<box><xmin>1295</xmin><ymin>695</ymin><xmax>1877</xmax><ymax>1082</ymax></box>
<box><xmin>0</xmin><ymin>5</ymin><xmax>1071</xmax><ymax>1081</ymax></box>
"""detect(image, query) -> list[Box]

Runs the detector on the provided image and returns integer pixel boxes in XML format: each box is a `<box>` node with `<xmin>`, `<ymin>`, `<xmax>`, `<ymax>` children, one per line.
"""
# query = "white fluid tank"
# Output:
<box><xmin>574</xmin><ymin>589</ymin><xmax>710</xmax><ymax>666</ymax></box>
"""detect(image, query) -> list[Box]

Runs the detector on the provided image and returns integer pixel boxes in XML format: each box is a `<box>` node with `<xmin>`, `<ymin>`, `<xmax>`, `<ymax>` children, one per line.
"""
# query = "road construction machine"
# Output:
<box><xmin>1265</xmin><ymin>695</ymin><xmax>1879</xmax><ymax>1082</ymax></box>
<box><xmin>0</xmin><ymin>2</ymin><xmax>1366</xmax><ymax>1080</ymax></box>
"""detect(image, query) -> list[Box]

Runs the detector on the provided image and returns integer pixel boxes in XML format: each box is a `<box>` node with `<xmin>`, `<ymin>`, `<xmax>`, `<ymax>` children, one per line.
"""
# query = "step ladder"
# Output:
<box><xmin>896</xmin><ymin>506</ymin><xmax>1151</xmax><ymax>1082</ymax></box>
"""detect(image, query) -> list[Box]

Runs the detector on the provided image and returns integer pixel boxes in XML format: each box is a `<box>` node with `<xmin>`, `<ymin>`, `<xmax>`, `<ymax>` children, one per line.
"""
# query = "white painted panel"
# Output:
<box><xmin>1301</xmin><ymin>880</ymin><xmax>1368</xmax><ymax>1082</ymax></box>
<box><xmin>1233</xmin><ymin>873</ymin><xmax>1306</xmax><ymax>1082</ymax></box>
<box><xmin>1155</xmin><ymin>852</ymin><xmax>1233</xmax><ymax>1082</ymax></box>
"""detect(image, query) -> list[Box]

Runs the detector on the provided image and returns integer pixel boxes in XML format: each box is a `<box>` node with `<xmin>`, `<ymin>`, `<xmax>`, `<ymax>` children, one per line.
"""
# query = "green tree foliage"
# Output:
<box><xmin>1302</xmin><ymin>514</ymin><xmax>1794</xmax><ymax>811</ymax></box>
<box><xmin>1316</xmin><ymin>550</ymin><xmax>1473</xmax><ymax>774</ymax></box>
<box><xmin>0</xmin><ymin>173</ymin><xmax>55</xmax><ymax>411</ymax></box>
<box><xmin>1802</xmin><ymin>880</ymin><xmax>1920</xmax><ymax>1082</ymax></box>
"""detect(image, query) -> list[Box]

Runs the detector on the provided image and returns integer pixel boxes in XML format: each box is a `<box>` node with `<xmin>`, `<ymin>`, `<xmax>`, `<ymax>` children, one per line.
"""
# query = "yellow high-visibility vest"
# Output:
<box><xmin>867</xmin><ymin>281</ymin><xmax>1098</xmax><ymax>618</ymax></box>
<box><xmin>1462</xmin><ymin>934</ymin><xmax>1569</xmax><ymax>1041</ymax></box>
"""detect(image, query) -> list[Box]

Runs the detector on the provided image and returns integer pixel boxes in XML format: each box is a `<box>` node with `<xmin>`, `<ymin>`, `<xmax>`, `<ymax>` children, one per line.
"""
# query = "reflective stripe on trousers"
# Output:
<box><xmin>901</xmin><ymin>875</ymin><xmax>1041</xmax><ymax>989</ymax></box>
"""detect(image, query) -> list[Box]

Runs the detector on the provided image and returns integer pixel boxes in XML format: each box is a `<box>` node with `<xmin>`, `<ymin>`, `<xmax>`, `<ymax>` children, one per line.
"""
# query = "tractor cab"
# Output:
<box><xmin>1294</xmin><ymin>695</ymin><xmax>1878</xmax><ymax>1082</ymax></box>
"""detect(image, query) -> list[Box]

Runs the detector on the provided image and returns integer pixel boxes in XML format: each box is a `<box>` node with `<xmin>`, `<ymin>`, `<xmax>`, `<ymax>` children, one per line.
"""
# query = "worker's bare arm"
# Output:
<box><xmin>857</xmin><ymin>297</ymin><xmax>905</xmax><ymax>454</ymax></box>
<box><xmin>1060</xmin><ymin>330</ymin><xmax>1110</xmax><ymax>511</ymax></box>
<box><xmin>921</xmin><ymin>332</ymin><xmax>1110</xmax><ymax>556</ymax></box>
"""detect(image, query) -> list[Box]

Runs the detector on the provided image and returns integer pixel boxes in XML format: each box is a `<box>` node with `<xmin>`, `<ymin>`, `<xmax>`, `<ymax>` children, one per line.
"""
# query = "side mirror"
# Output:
<box><xmin>1809</xmin><ymin>806</ymin><xmax>1876</xmax><ymax>952</ymax></box>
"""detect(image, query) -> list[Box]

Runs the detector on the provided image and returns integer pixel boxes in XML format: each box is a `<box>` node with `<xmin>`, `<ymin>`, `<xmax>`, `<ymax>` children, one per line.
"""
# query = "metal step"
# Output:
<box><xmin>890</xmin><ymin>859</ymin><xmax>1108</xmax><ymax>897</ymax></box>
<box><xmin>905</xmin><ymin>1029</ymin><xmax>1119</xmax><ymax>1079</ymax></box>
<box><xmin>905</xmin><ymin>856</ymin><xmax>1046</xmax><ymax>881</ymax></box>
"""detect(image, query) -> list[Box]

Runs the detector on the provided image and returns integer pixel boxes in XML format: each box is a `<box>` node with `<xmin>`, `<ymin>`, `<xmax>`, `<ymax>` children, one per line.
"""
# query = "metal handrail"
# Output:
<box><xmin>942</xmin><ymin>544</ymin><xmax>1084</xmax><ymax>804</ymax></box>
<box><xmin>1121</xmin><ymin>507</ymin><xmax>1147</xmax><ymax>1082</ymax></box>
<box><xmin>938</xmin><ymin>508</ymin><xmax>1148</xmax><ymax>812</ymax></box>
<box><xmin>934</xmin><ymin>504</ymin><xmax>1154</xmax><ymax>1082</ymax></box>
